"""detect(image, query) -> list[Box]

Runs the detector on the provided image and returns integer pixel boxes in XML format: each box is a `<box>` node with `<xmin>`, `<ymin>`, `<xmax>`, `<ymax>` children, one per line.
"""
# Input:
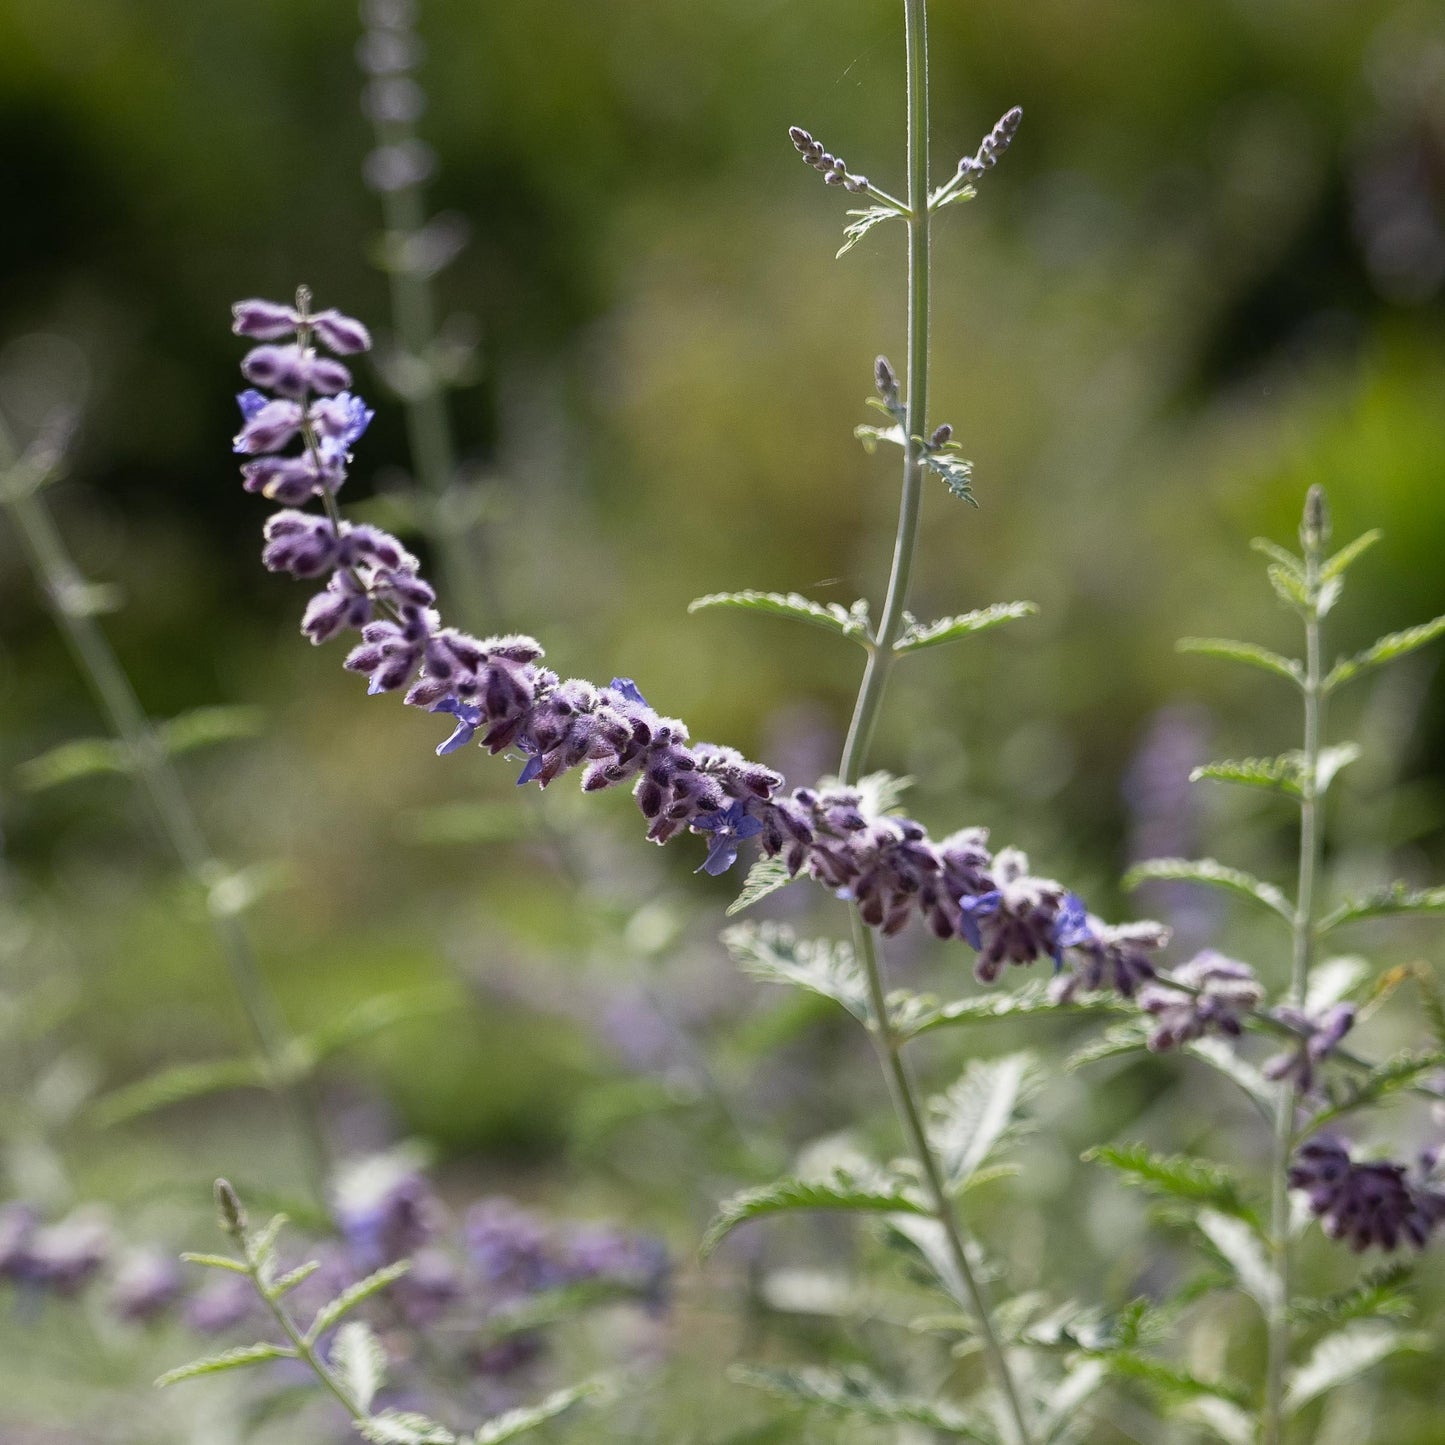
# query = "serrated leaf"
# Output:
<box><xmin>687</xmin><ymin>590</ymin><xmax>874</xmax><ymax>646</ymax></box>
<box><xmin>179</xmin><ymin>1252</ymin><xmax>249</xmax><ymax>1274</ymax></box>
<box><xmin>837</xmin><ymin>205</ymin><xmax>903</xmax><ymax>258</ymax></box>
<box><xmin>721</xmin><ymin>922</ymin><xmax>867</xmax><ymax>1022</ymax></box>
<box><xmin>1041</xmin><ymin>1360</ymin><xmax>1107</xmax><ymax>1438</ymax></box>
<box><xmin>1250</xmin><ymin>538</ymin><xmax>1305</xmax><ymax>576</ymax></box>
<box><xmin>1123</xmin><ymin>857</ymin><xmax>1292</xmax><ymax>922</ymax></box>
<box><xmin>1267</xmin><ymin>563</ymin><xmax>1311</xmax><ymax>610</ymax></box>
<box><xmin>1175</xmin><ymin>1396</ymin><xmax>1255</xmax><ymax>1445</ymax></box>
<box><xmin>272</xmin><ymin>1259</ymin><xmax>322</xmax><ymax>1295</ymax></box>
<box><xmin>1196</xmin><ymin>1210</ymin><xmax>1277</xmax><ymax>1316</ymax></box>
<box><xmin>928</xmin><ymin>1052</ymin><xmax>1042</xmax><ymax>1191</ymax></box>
<box><xmin>357</xmin><ymin>1412</ymin><xmax>457</xmax><ymax>1445</ymax></box>
<box><xmin>1290</xmin><ymin>1263</ymin><xmax>1414</xmax><ymax>1330</ymax></box>
<box><xmin>156</xmin><ymin>1342</ymin><xmax>294</xmax><ymax>1388</ymax></box>
<box><xmin>306</xmin><ymin>1260</ymin><xmax>411</xmax><ymax>1343</ymax></box>
<box><xmin>729</xmin><ymin>1363</ymin><xmax>989</xmax><ymax>1438</ymax></box>
<box><xmin>157</xmin><ymin>705</ymin><xmax>266</xmax><ymax>756</ymax></box>
<box><xmin>1187</xmin><ymin>1038</ymin><xmax>1275</xmax><ymax>1116</ymax></box>
<box><xmin>1283</xmin><ymin>1322</ymin><xmax>1421</xmax><ymax>1414</ymax></box>
<box><xmin>725</xmin><ymin>857</ymin><xmax>798</xmax><ymax>917</ymax></box>
<box><xmin>471</xmin><ymin>1381</ymin><xmax>605</xmax><ymax>1443</ymax></box>
<box><xmin>249</xmin><ymin>1214</ymin><xmax>288</xmax><ymax>1274</ymax></box>
<box><xmin>922</xmin><ymin>449</ymin><xmax>976</xmax><ymax>503</ymax></box>
<box><xmin>90</xmin><ymin>1056</ymin><xmax>269</xmax><ymax>1127</ymax></box>
<box><xmin>1320</xmin><ymin>883</ymin><xmax>1445</xmax><ymax>932</ymax></box>
<box><xmin>1084</xmin><ymin>1145</ymin><xmax>1258</xmax><ymax>1226</ymax></box>
<box><xmin>1305</xmin><ymin>956</ymin><xmax>1368</xmax><ymax>1014</ymax></box>
<box><xmin>854</xmin><ymin>769</ymin><xmax>912</xmax><ymax>816</ymax></box>
<box><xmin>1316</xmin><ymin>743</ymin><xmax>1362</xmax><ymax>793</ymax></box>
<box><xmin>1065</xmin><ymin>1020</ymin><xmax>1153</xmax><ymax>1071</ymax></box>
<box><xmin>1326</xmin><ymin>613</ymin><xmax>1445</xmax><ymax>691</ymax></box>
<box><xmin>16</xmin><ymin>737</ymin><xmax>131</xmax><ymax>791</ymax></box>
<box><xmin>1306</xmin><ymin>1048</ymin><xmax>1445</xmax><ymax>1131</ymax></box>
<box><xmin>702</xmin><ymin>1172</ymin><xmax>928</xmax><ymax>1257</ymax></box>
<box><xmin>891</xmin><ymin>979</ymin><xmax>1117</xmax><ymax>1040</ymax></box>
<box><xmin>332</xmin><ymin>1321</ymin><xmax>387</xmax><ymax>1413</ymax></box>
<box><xmin>1320</xmin><ymin>529</ymin><xmax>1383</xmax><ymax>583</ymax></box>
<box><xmin>1177</xmin><ymin>638</ymin><xmax>1303</xmax><ymax>685</ymax></box>
<box><xmin>1099</xmin><ymin>1351</ymin><xmax>1247</xmax><ymax>1406</ymax></box>
<box><xmin>893</xmin><ymin>602</ymin><xmax>1038</xmax><ymax>655</ymax></box>
<box><xmin>854</xmin><ymin>421</ymin><xmax>907</xmax><ymax>452</ymax></box>
<box><xmin>1190</xmin><ymin>755</ymin><xmax>1303</xmax><ymax>799</ymax></box>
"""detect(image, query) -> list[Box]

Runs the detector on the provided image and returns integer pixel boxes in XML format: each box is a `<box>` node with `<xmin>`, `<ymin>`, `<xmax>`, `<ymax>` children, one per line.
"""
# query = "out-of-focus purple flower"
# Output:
<box><xmin>0</xmin><ymin>1202</ymin><xmax>37</xmax><ymax>1279</ymax></box>
<box><xmin>110</xmin><ymin>1246</ymin><xmax>184</xmax><ymax>1324</ymax></box>
<box><xmin>241</xmin><ymin>345</ymin><xmax>352</xmax><ymax>399</ymax></box>
<box><xmin>559</xmin><ymin>1224</ymin><xmax>671</xmax><ymax>1315</ymax></box>
<box><xmin>464</xmin><ymin>1198</ymin><xmax>560</xmax><ymax>1300</ymax></box>
<box><xmin>185</xmin><ymin>1271</ymin><xmax>256</xmax><ymax>1333</ymax></box>
<box><xmin>468</xmin><ymin>1330</ymin><xmax>545</xmax><ymax>1380</ymax></box>
<box><xmin>1289</xmin><ymin>1135</ymin><xmax>1445</xmax><ymax>1252</ymax></box>
<box><xmin>1051</xmin><ymin>913</ymin><xmax>1167</xmax><ymax>1002</ymax></box>
<box><xmin>311</xmin><ymin>309</ymin><xmax>373</xmax><ymax>355</ymax></box>
<box><xmin>958</xmin><ymin>848</ymin><xmax>1072</xmax><ymax>984</ymax></box>
<box><xmin>394</xmin><ymin>1245</ymin><xmax>462</xmax><ymax>1327</ymax></box>
<box><xmin>232</xmin><ymin>298</ymin><xmax>372</xmax><ymax>355</ymax></box>
<box><xmin>233</xmin><ymin>391</ymin><xmax>304</xmax><ymax>455</ymax></box>
<box><xmin>693</xmin><ymin>801</ymin><xmax>764</xmax><ymax>875</ymax></box>
<box><xmin>1138</xmin><ymin>950</ymin><xmax>1262</xmax><ymax>1051</ymax></box>
<box><xmin>332</xmin><ymin>1152</ymin><xmax>443</xmax><ymax>1271</ymax></box>
<box><xmin>1264</xmin><ymin>1003</ymin><xmax>1356</xmax><ymax>1095</ymax></box>
<box><xmin>19</xmin><ymin>1208</ymin><xmax>111</xmax><ymax>1294</ymax></box>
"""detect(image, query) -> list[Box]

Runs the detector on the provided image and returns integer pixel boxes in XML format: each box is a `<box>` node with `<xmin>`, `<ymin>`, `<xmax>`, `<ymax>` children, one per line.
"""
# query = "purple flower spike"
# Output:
<box><xmin>233</xmin><ymin>392</ymin><xmax>303</xmax><ymax>454</ymax></box>
<box><xmin>693</xmin><ymin>801</ymin><xmax>764</xmax><ymax>875</ymax></box>
<box><xmin>311</xmin><ymin>308</ymin><xmax>373</xmax><ymax>355</ymax></box>
<box><xmin>1290</xmin><ymin>1135</ymin><xmax>1445</xmax><ymax>1252</ymax></box>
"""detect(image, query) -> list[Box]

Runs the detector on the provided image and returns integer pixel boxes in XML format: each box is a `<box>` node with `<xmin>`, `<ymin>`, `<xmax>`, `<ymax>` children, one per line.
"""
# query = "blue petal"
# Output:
<box><xmin>610</xmin><ymin>678</ymin><xmax>648</xmax><ymax>708</ymax></box>
<box><xmin>516</xmin><ymin>753</ymin><xmax>545</xmax><ymax>786</ymax></box>
<box><xmin>437</xmin><ymin>720</ymin><xmax>476</xmax><ymax>756</ymax></box>
<box><xmin>697</xmin><ymin>837</ymin><xmax>740</xmax><ymax>875</ymax></box>
<box><xmin>735</xmin><ymin>814</ymin><xmax>764</xmax><ymax>841</ymax></box>
<box><xmin>236</xmin><ymin>389</ymin><xmax>268</xmax><ymax>420</ymax></box>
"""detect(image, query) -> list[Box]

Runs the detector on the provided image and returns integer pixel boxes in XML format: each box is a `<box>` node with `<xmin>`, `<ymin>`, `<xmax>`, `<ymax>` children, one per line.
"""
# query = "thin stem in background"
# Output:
<box><xmin>833</xmin><ymin>4</ymin><xmax>1035</xmax><ymax>1442</ymax></box>
<box><xmin>0</xmin><ymin>419</ymin><xmax>331</xmax><ymax>1207</ymax></box>
<box><xmin>1262</xmin><ymin>494</ymin><xmax>1327</xmax><ymax>1445</ymax></box>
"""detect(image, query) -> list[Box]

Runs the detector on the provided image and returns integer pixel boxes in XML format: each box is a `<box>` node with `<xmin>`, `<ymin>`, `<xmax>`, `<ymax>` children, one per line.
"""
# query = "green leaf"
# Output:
<box><xmin>271</xmin><ymin>1259</ymin><xmax>322</xmax><ymax>1295</ymax></box>
<box><xmin>854</xmin><ymin>421</ymin><xmax>907</xmax><ymax>452</ymax></box>
<box><xmin>893</xmin><ymin>601</ymin><xmax>1038</xmax><ymax>655</ymax></box>
<box><xmin>1321</xmin><ymin>529</ymin><xmax>1383</xmax><ymax>583</ymax></box>
<box><xmin>721</xmin><ymin>923</ymin><xmax>867</xmax><ymax>1022</ymax></box>
<box><xmin>1065</xmin><ymin>1020</ymin><xmax>1153</xmax><ymax>1072</ymax></box>
<box><xmin>249</xmin><ymin>1214</ymin><xmax>289</xmax><ymax>1275</ymax></box>
<box><xmin>1084</xmin><ymin>1145</ymin><xmax>1258</xmax><ymax>1226</ymax></box>
<box><xmin>1283</xmin><ymin>1323</ymin><xmax>1421</xmax><ymax>1414</ymax></box>
<box><xmin>1305</xmin><ymin>956</ymin><xmax>1368</xmax><ymax>1014</ymax></box>
<box><xmin>357</xmin><ymin>1413</ymin><xmax>457</xmax><ymax>1445</ymax></box>
<box><xmin>306</xmin><ymin>1261</ymin><xmax>411</xmax><ymax>1343</ymax></box>
<box><xmin>702</xmin><ymin>1171</ymin><xmax>928</xmax><ymax>1257</ymax></box>
<box><xmin>725</xmin><ymin>857</ymin><xmax>799</xmax><ymax>917</ymax></box>
<box><xmin>1123</xmin><ymin>857</ymin><xmax>1292</xmax><ymax>922</ymax></box>
<box><xmin>1306</xmin><ymin>1048</ymin><xmax>1445</xmax><ymax>1131</ymax></box>
<box><xmin>928</xmin><ymin>1052</ymin><xmax>1043</xmax><ymax>1191</ymax></box>
<box><xmin>1187</xmin><ymin>1038</ymin><xmax>1275</xmax><ymax>1116</ymax></box>
<box><xmin>1320</xmin><ymin>883</ymin><xmax>1445</xmax><ymax>932</ymax></box>
<box><xmin>729</xmin><ymin>1363</ymin><xmax>989</xmax><ymax>1438</ymax></box>
<box><xmin>1250</xmin><ymin>537</ymin><xmax>1305</xmax><ymax>576</ymax></box>
<box><xmin>1267</xmin><ymin>563</ymin><xmax>1311</xmax><ymax>610</ymax></box>
<box><xmin>1099</xmin><ymin>1351</ymin><xmax>1247</xmax><ymax>1406</ymax></box>
<box><xmin>891</xmin><ymin>979</ymin><xmax>1117</xmax><ymax>1041</ymax></box>
<box><xmin>1196</xmin><ymin>1210</ymin><xmax>1277</xmax><ymax>1316</ymax></box>
<box><xmin>688</xmin><ymin>590</ymin><xmax>873</xmax><ymax>646</ymax></box>
<box><xmin>16</xmin><ymin>737</ymin><xmax>130</xmax><ymax>791</ymax></box>
<box><xmin>471</xmin><ymin>1381</ymin><xmax>606</xmax><ymax>1444</ymax></box>
<box><xmin>179</xmin><ymin>1252</ymin><xmax>249</xmax><ymax>1274</ymax></box>
<box><xmin>922</xmin><ymin>448</ymin><xmax>976</xmax><ymax>503</ymax></box>
<box><xmin>332</xmin><ymin>1321</ymin><xmax>387</xmax><ymax>1414</ymax></box>
<box><xmin>1175</xmin><ymin>1397</ymin><xmax>1255</xmax><ymax>1445</ymax></box>
<box><xmin>90</xmin><ymin>1057</ymin><xmax>270</xmax><ymax>1128</ymax></box>
<box><xmin>155</xmin><ymin>1342</ymin><xmax>295</xmax><ymax>1388</ymax></box>
<box><xmin>157</xmin><ymin>705</ymin><xmax>266</xmax><ymax>756</ymax></box>
<box><xmin>837</xmin><ymin>205</ymin><xmax>903</xmax><ymax>258</ymax></box>
<box><xmin>304</xmin><ymin>987</ymin><xmax>460</xmax><ymax>1062</ymax></box>
<box><xmin>854</xmin><ymin>769</ymin><xmax>912</xmax><ymax>816</ymax></box>
<box><xmin>1291</xmin><ymin>1263</ymin><xmax>1414</xmax><ymax>1330</ymax></box>
<box><xmin>1190</xmin><ymin>755</ymin><xmax>1303</xmax><ymax>799</ymax></box>
<box><xmin>1326</xmin><ymin>613</ymin><xmax>1445</xmax><ymax>691</ymax></box>
<box><xmin>1177</xmin><ymin>638</ymin><xmax>1302</xmax><ymax>685</ymax></box>
<box><xmin>1316</xmin><ymin>743</ymin><xmax>1362</xmax><ymax>794</ymax></box>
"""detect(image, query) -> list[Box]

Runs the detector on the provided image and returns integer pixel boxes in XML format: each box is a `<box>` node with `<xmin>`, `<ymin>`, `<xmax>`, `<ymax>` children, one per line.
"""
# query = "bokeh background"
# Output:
<box><xmin>1</xmin><ymin>0</ymin><xmax>1443</xmax><ymax>1439</ymax></box>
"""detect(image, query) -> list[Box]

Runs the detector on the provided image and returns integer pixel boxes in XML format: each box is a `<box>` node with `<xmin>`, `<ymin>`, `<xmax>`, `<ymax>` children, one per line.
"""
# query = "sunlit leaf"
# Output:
<box><xmin>922</xmin><ymin>448</ymin><xmax>976</xmax><ymax>503</ymax></box>
<box><xmin>891</xmin><ymin>979</ymin><xmax>1117</xmax><ymax>1040</ymax></box>
<box><xmin>729</xmin><ymin>1363</ymin><xmax>989</xmax><ymax>1438</ymax></box>
<box><xmin>893</xmin><ymin>602</ymin><xmax>1038</xmax><ymax>655</ymax></box>
<box><xmin>91</xmin><ymin>1057</ymin><xmax>269</xmax><ymax>1128</ymax></box>
<box><xmin>838</xmin><ymin>205</ymin><xmax>903</xmax><ymax>258</ymax></box>
<box><xmin>157</xmin><ymin>705</ymin><xmax>266</xmax><ymax>756</ymax></box>
<box><xmin>1190</xmin><ymin>755</ymin><xmax>1302</xmax><ymax>799</ymax></box>
<box><xmin>1175</xmin><ymin>1396</ymin><xmax>1255</xmax><ymax>1445</ymax></box>
<box><xmin>331</xmin><ymin>1321</ymin><xmax>387</xmax><ymax>1414</ymax></box>
<box><xmin>16</xmin><ymin>737</ymin><xmax>130</xmax><ymax>791</ymax></box>
<box><xmin>928</xmin><ymin>1052</ymin><xmax>1043</xmax><ymax>1191</ymax></box>
<box><xmin>156</xmin><ymin>1342</ymin><xmax>294</xmax><ymax>1388</ymax></box>
<box><xmin>688</xmin><ymin>590</ymin><xmax>873</xmax><ymax>646</ymax></box>
<box><xmin>1306</xmin><ymin>1048</ymin><xmax>1445</xmax><ymax>1131</ymax></box>
<box><xmin>1177</xmin><ymin>638</ymin><xmax>1302</xmax><ymax>685</ymax></box>
<box><xmin>1267</xmin><ymin>563</ymin><xmax>1310</xmax><ymax>610</ymax></box>
<box><xmin>358</xmin><ymin>1412</ymin><xmax>457</xmax><ymax>1445</ymax></box>
<box><xmin>721</xmin><ymin>922</ymin><xmax>867</xmax><ymax>1022</ymax></box>
<box><xmin>1196</xmin><ymin>1210</ymin><xmax>1277</xmax><ymax>1316</ymax></box>
<box><xmin>1084</xmin><ymin>1145</ymin><xmax>1259</xmax><ymax>1227</ymax></box>
<box><xmin>179</xmin><ymin>1251</ymin><xmax>248</xmax><ymax>1275</ymax></box>
<box><xmin>306</xmin><ymin>1261</ymin><xmax>411</xmax><ymax>1343</ymax></box>
<box><xmin>1326</xmin><ymin>613</ymin><xmax>1445</xmax><ymax>691</ymax></box>
<box><xmin>1320</xmin><ymin>529</ymin><xmax>1383</xmax><ymax>583</ymax></box>
<box><xmin>1290</xmin><ymin>1263</ymin><xmax>1414</xmax><ymax>1330</ymax></box>
<box><xmin>1250</xmin><ymin>537</ymin><xmax>1305</xmax><ymax>576</ymax></box>
<box><xmin>1099</xmin><ymin>1351</ymin><xmax>1248</xmax><ymax>1406</ymax></box>
<box><xmin>470</xmin><ymin>1381</ymin><xmax>607</xmax><ymax>1443</ymax></box>
<box><xmin>271</xmin><ymin>1259</ymin><xmax>322</xmax><ymax>1296</ymax></box>
<box><xmin>725</xmin><ymin>857</ymin><xmax>799</xmax><ymax>917</ymax></box>
<box><xmin>1320</xmin><ymin>883</ymin><xmax>1445</xmax><ymax>932</ymax></box>
<box><xmin>702</xmin><ymin>1171</ymin><xmax>928</xmax><ymax>1257</ymax></box>
<box><xmin>1283</xmin><ymin>1323</ymin><xmax>1422</xmax><ymax>1414</ymax></box>
<box><xmin>1123</xmin><ymin>857</ymin><xmax>1292</xmax><ymax>922</ymax></box>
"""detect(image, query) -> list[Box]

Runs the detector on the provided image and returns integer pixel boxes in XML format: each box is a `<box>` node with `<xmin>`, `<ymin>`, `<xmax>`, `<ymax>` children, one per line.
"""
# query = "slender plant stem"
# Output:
<box><xmin>0</xmin><ymin>421</ymin><xmax>330</xmax><ymax>1205</ymax></box>
<box><xmin>832</xmin><ymin>6</ymin><xmax>1034</xmax><ymax>1442</ymax></box>
<box><xmin>1262</xmin><ymin>501</ymin><xmax>1326</xmax><ymax>1445</ymax></box>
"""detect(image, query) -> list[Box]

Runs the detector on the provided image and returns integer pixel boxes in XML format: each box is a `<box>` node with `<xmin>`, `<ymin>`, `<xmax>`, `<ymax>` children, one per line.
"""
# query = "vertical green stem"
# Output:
<box><xmin>0</xmin><ymin>423</ymin><xmax>330</xmax><ymax>1205</ymax></box>
<box><xmin>835</xmin><ymin>6</ymin><xmax>1033</xmax><ymax>1442</ymax></box>
<box><xmin>1262</xmin><ymin>495</ymin><xmax>1326</xmax><ymax>1445</ymax></box>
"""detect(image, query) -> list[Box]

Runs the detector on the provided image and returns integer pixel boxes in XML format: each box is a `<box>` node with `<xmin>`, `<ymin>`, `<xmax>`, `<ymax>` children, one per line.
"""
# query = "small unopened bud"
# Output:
<box><xmin>788</xmin><ymin>125</ymin><xmax>812</xmax><ymax>152</ymax></box>
<box><xmin>293</xmin><ymin>284</ymin><xmax>313</xmax><ymax>321</ymax></box>
<box><xmin>214</xmin><ymin>1179</ymin><xmax>247</xmax><ymax>1239</ymax></box>
<box><xmin>930</xmin><ymin>423</ymin><xmax>953</xmax><ymax>448</ymax></box>
<box><xmin>1302</xmin><ymin>485</ymin><xmax>1331</xmax><ymax>551</ymax></box>
<box><xmin>874</xmin><ymin>356</ymin><xmax>898</xmax><ymax>402</ymax></box>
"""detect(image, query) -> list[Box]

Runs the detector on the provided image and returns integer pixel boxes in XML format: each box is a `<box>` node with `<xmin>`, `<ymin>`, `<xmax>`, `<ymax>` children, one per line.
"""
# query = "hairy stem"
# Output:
<box><xmin>0</xmin><ymin>421</ymin><xmax>330</xmax><ymax>1205</ymax></box>
<box><xmin>835</xmin><ymin>6</ymin><xmax>1033</xmax><ymax>1441</ymax></box>
<box><xmin>1262</xmin><ymin>507</ymin><xmax>1326</xmax><ymax>1445</ymax></box>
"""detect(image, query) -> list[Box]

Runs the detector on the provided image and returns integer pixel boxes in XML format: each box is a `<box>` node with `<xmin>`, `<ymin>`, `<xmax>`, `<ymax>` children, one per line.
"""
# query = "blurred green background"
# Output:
<box><xmin>1</xmin><ymin>0</ymin><xmax>1444</xmax><ymax>1439</ymax></box>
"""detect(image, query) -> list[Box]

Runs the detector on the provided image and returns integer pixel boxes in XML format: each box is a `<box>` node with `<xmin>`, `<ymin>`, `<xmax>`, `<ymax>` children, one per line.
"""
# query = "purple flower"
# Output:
<box><xmin>1138</xmin><ymin>950</ymin><xmax>1262</xmax><ymax>1051</ymax></box>
<box><xmin>1051</xmin><ymin>914</ymin><xmax>1168</xmax><ymax>1001</ymax></box>
<box><xmin>0</xmin><ymin>1203</ymin><xmax>36</xmax><ymax>1280</ymax></box>
<box><xmin>332</xmin><ymin>1152</ymin><xmax>443</xmax><ymax>1270</ymax></box>
<box><xmin>110</xmin><ymin>1246</ymin><xmax>184</xmax><ymax>1324</ymax></box>
<box><xmin>464</xmin><ymin>1198</ymin><xmax>560</xmax><ymax>1299</ymax></box>
<box><xmin>185</xmin><ymin>1271</ymin><xmax>256</xmax><ymax>1333</ymax></box>
<box><xmin>1264</xmin><ymin>1003</ymin><xmax>1356</xmax><ymax>1095</ymax></box>
<box><xmin>433</xmin><ymin>695</ymin><xmax>485</xmax><ymax>755</ymax></box>
<box><xmin>310</xmin><ymin>392</ymin><xmax>375</xmax><ymax>461</ymax></box>
<box><xmin>231</xmin><ymin>298</ymin><xmax>372</xmax><ymax>355</ymax></box>
<box><xmin>241</xmin><ymin>344</ymin><xmax>352</xmax><ymax>399</ymax></box>
<box><xmin>693</xmin><ymin>801</ymin><xmax>764</xmax><ymax>875</ymax></box>
<box><xmin>311</xmin><ymin>309</ymin><xmax>373</xmax><ymax>355</ymax></box>
<box><xmin>17</xmin><ymin>1208</ymin><xmax>111</xmax><ymax>1294</ymax></box>
<box><xmin>1289</xmin><ymin>1136</ymin><xmax>1445</xmax><ymax>1252</ymax></box>
<box><xmin>233</xmin><ymin>391</ymin><xmax>304</xmax><ymax>455</ymax></box>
